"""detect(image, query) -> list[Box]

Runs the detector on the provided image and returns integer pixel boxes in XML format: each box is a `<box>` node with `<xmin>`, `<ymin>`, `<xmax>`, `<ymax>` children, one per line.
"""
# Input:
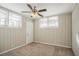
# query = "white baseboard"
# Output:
<box><xmin>0</xmin><ymin>41</ymin><xmax>71</xmax><ymax>55</ymax></box>
<box><xmin>34</xmin><ymin>41</ymin><xmax>71</xmax><ymax>48</ymax></box>
<box><xmin>0</xmin><ymin>44</ymin><xmax>26</xmax><ymax>55</ymax></box>
<box><xmin>0</xmin><ymin>41</ymin><xmax>34</xmax><ymax>55</ymax></box>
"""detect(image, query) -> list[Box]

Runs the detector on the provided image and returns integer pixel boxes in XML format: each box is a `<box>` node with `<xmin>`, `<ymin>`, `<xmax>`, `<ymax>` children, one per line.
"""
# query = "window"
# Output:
<box><xmin>48</xmin><ymin>16</ymin><xmax>58</xmax><ymax>28</ymax></box>
<box><xmin>39</xmin><ymin>18</ymin><xmax>48</xmax><ymax>28</ymax></box>
<box><xmin>0</xmin><ymin>8</ymin><xmax>8</xmax><ymax>27</ymax></box>
<box><xmin>8</xmin><ymin>12</ymin><xmax>22</xmax><ymax>28</ymax></box>
<box><xmin>0</xmin><ymin>7</ymin><xmax>22</xmax><ymax>28</ymax></box>
<box><xmin>0</xmin><ymin>19</ymin><xmax>5</xmax><ymax>26</ymax></box>
<box><xmin>39</xmin><ymin>16</ymin><xmax>58</xmax><ymax>28</ymax></box>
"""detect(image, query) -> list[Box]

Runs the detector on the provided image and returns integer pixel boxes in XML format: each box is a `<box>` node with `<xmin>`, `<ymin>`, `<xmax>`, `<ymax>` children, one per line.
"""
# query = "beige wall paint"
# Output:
<box><xmin>0</xmin><ymin>16</ymin><xmax>27</xmax><ymax>53</ymax></box>
<box><xmin>34</xmin><ymin>13</ymin><xmax>72</xmax><ymax>48</ymax></box>
<box><xmin>72</xmin><ymin>4</ymin><xmax>79</xmax><ymax>56</ymax></box>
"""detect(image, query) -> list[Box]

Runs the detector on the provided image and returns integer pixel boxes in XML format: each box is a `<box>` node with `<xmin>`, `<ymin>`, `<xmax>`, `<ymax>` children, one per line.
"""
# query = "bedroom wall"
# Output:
<box><xmin>0</xmin><ymin>6</ymin><xmax>29</xmax><ymax>54</ymax></box>
<box><xmin>72</xmin><ymin>4</ymin><xmax>79</xmax><ymax>56</ymax></box>
<box><xmin>34</xmin><ymin>13</ymin><xmax>72</xmax><ymax>48</ymax></box>
<box><xmin>0</xmin><ymin>16</ymin><xmax>27</xmax><ymax>54</ymax></box>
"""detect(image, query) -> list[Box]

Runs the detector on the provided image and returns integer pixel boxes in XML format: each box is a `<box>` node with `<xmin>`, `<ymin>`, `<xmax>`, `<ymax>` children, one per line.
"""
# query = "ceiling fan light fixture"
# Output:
<box><xmin>21</xmin><ymin>4</ymin><xmax>47</xmax><ymax>17</ymax></box>
<box><xmin>32</xmin><ymin>12</ymin><xmax>38</xmax><ymax>17</ymax></box>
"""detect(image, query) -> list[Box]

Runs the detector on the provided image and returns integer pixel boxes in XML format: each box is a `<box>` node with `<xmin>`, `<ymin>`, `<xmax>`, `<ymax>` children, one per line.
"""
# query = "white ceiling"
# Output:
<box><xmin>0</xmin><ymin>3</ymin><xmax>75</xmax><ymax>18</ymax></box>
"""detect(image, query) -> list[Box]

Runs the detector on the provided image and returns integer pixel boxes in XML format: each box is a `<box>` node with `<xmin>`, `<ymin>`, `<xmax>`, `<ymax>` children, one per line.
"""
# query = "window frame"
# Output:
<box><xmin>0</xmin><ymin>7</ymin><xmax>8</xmax><ymax>27</ymax></box>
<box><xmin>39</xmin><ymin>16</ymin><xmax>59</xmax><ymax>29</ymax></box>
<box><xmin>8</xmin><ymin>12</ymin><xmax>22</xmax><ymax>28</ymax></box>
<box><xmin>48</xmin><ymin>16</ymin><xmax>59</xmax><ymax>28</ymax></box>
<box><xmin>39</xmin><ymin>18</ymin><xmax>48</xmax><ymax>28</ymax></box>
<box><xmin>0</xmin><ymin>7</ymin><xmax>22</xmax><ymax>28</ymax></box>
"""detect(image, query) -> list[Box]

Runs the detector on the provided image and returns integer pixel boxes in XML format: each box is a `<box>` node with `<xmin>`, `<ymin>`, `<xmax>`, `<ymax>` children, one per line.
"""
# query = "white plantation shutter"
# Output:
<box><xmin>0</xmin><ymin>8</ymin><xmax>22</xmax><ymax>28</ymax></box>
<box><xmin>8</xmin><ymin>12</ymin><xmax>22</xmax><ymax>28</ymax></box>
<box><xmin>39</xmin><ymin>18</ymin><xmax>48</xmax><ymax>28</ymax></box>
<box><xmin>39</xmin><ymin>16</ymin><xmax>59</xmax><ymax>28</ymax></box>
<box><xmin>0</xmin><ymin>8</ymin><xmax>8</xmax><ymax>26</ymax></box>
<box><xmin>48</xmin><ymin>16</ymin><xmax>58</xmax><ymax>27</ymax></box>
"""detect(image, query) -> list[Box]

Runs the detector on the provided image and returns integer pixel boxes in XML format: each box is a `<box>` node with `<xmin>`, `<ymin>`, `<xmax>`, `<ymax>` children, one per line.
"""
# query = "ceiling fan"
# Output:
<box><xmin>21</xmin><ymin>4</ymin><xmax>47</xmax><ymax>17</ymax></box>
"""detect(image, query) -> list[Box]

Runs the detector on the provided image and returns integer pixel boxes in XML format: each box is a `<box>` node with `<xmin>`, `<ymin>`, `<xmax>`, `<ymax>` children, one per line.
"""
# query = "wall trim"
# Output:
<box><xmin>0</xmin><ymin>44</ymin><xmax>26</xmax><ymax>55</ymax></box>
<box><xmin>34</xmin><ymin>41</ymin><xmax>71</xmax><ymax>48</ymax></box>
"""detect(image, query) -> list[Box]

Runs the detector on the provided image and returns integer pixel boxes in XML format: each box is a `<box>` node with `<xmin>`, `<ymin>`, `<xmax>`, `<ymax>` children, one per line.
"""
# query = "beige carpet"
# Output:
<box><xmin>0</xmin><ymin>42</ymin><xmax>74</xmax><ymax>56</ymax></box>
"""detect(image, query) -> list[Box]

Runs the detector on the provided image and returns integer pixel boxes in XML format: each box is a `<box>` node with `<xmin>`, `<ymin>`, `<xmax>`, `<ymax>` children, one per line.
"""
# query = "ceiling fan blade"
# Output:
<box><xmin>21</xmin><ymin>11</ymin><xmax>31</xmax><ymax>13</ymax></box>
<box><xmin>38</xmin><ymin>13</ymin><xmax>43</xmax><ymax>17</ymax></box>
<box><xmin>27</xmin><ymin>4</ymin><xmax>33</xmax><ymax>11</ymax></box>
<box><xmin>38</xmin><ymin>9</ymin><xmax>47</xmax><ymax>12</ymax></box>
